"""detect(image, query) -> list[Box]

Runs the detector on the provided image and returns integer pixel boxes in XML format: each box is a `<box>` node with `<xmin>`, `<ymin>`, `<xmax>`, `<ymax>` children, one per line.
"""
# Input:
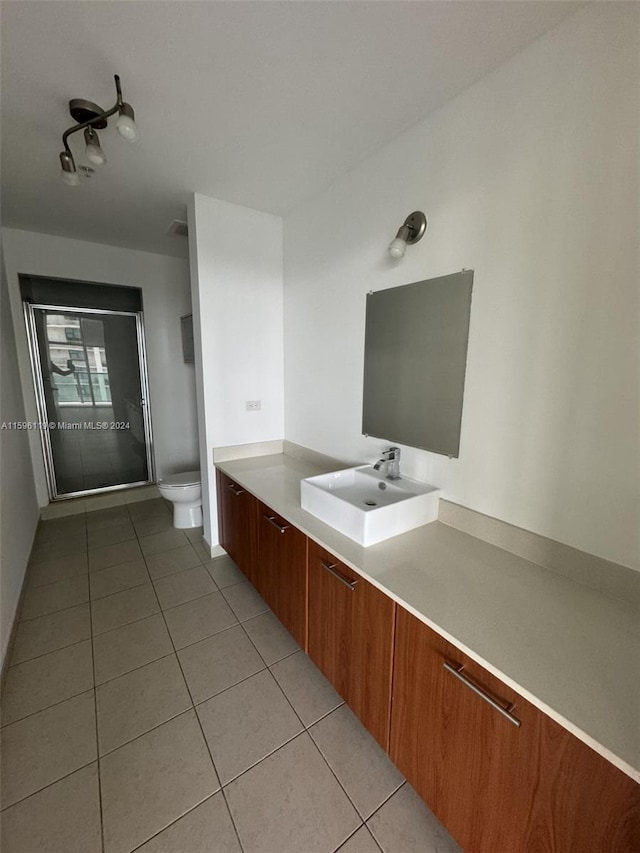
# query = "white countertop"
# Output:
<box><xmin>216</xmin><ymin>453</ymin><xmax>640</xmax><ymax>782</ymax></box>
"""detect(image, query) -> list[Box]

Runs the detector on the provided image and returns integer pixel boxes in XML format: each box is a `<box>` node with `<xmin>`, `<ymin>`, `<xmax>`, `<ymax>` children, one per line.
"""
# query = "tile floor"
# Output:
<box><xmin>1</xmin><ymin>498</ymin><xmax>462</xmax><ymax>853</ymax></box>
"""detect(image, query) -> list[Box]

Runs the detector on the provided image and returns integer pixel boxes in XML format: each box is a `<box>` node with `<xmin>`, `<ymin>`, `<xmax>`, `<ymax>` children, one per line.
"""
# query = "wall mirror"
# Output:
<box><xmin>362</xmin><ymin>270</ymin><xmax>474</xmax><ymax>458</ymax></box>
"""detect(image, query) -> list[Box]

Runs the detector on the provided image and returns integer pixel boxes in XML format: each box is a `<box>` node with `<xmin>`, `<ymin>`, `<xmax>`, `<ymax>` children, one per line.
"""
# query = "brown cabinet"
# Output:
<box><xmin>255</xmin><ymin>501</ymin><xmax>307</xmax><ymax>648</ymax></box>
<box><xmin>390</xmin><ymin>606</ymin><xmax>639</xmax><ymax>853</ymax></box>
<box><xmin>307</xmin><ymin>540</ymin><xmax>395</xmax><ymax>750</ymax></box>
<box><xmin>216</xmin><ymin>469</ymin><xmax>257</xmax><ymax>583</ymax></box>
<box><xmin>216</xmin><ymin>468</ymin><xmax>638</xmax><ymax>851</ymax></box>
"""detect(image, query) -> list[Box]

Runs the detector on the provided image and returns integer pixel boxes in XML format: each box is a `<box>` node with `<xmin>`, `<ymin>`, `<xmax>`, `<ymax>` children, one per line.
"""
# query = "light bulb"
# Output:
<box><xmin>116</xmin><ymin>104</ymin><xmax>139</xmax><ymax>141</ymax></box>
<box><xmin>83</xmin><ymin>127</ymin><xmax>106</xmax><ymax>166</ymax></box>
<box><xmin>61</xmin><ymin>169</ymin><xmax>80</xmax><ymax>187</ymax></box>
<box><xmin>85</xmin><ymin>143</ymin><xmax>106</xmax><ymax>166</ymax></box>
<box><xmin>388</xmin><ymin>237</ymin><xmax>407</xmax><ymax>259</ymax></box>
<box><xmin>59</xmin><ymin>151</ymin><xmax>79</xmax><ymax>186</ymax></box>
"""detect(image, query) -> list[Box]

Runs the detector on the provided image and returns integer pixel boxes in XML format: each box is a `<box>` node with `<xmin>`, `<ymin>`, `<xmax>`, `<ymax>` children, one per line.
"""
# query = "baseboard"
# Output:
<box><xmin>1</xmin><ymin>526</ymin><xmax>37</xmax><ymax>690</ymax></box>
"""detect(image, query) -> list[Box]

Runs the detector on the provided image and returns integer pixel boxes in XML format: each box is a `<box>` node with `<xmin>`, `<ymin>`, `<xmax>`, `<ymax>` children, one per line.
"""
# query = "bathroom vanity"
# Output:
<box><xmin>215</xmin><ymin>452</ymin><xmax>639</xmax><ymax>853</ymax></box>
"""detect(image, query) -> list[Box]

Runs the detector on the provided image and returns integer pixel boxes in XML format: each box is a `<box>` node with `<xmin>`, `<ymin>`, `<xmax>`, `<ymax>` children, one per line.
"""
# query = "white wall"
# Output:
<box><xmin>1</xmin><ymin>246</ymin><xmax>40</xmax><ymax>667</ymax></box>
<box><xmin>284</xmin><ymin>4</ymin><xmax>639</xmax><ymax>570</ymax></box>
<box><xmin>2</xmin><ymin>228</ymin><xmax>199</xmax><ymax>506</ymax></box>
<box><xmin>188</xmin><ymin>195</ymin><xmax>284</xmax><ymax>546</ymax></box>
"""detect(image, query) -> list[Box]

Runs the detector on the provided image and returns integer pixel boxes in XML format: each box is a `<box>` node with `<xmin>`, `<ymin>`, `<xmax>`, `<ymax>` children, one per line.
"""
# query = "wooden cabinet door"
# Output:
<box><xmin>216</xmin><ymin>470</ymin><xmax>257</xmax><ymax>584</ymax></box>
<box><xmin>256</xmin><ymin>501</ymin><xmax>307</xmax><ymax>648</ymax></box>
<box><xmin>307</xmin><ymin>540</ymin><xmax>395</xmax><ymax>750</ymax></box>
<box><xmin>216</xmin><ymin>468</ymin><xmax>233</xmax><ymax>556</ymax></box>
<box><xmin>390</xmin><ymin>606</ymin><xmax>639</xmax><ymax>853</ymax></box>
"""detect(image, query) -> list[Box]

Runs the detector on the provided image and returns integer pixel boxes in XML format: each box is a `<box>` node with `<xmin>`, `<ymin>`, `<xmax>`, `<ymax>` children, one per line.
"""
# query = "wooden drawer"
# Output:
<box><xmin>308</xmin><ymin>540</ymin><xmax>395</xmax><ymax>749</ymax></box>
<box><xmin>216</xmin><ymin>469</ymin><xmax>257</xmax><ymax>583</ymax></box>
<box><xmin>390</xmin><ymin>606</ymin><xmax>639</xmax><ymax>853</ymax></box>
<box><xmin>256</xmin><ymin>501</ymin><xmax>307</xmax><ymax>648</ymax></box>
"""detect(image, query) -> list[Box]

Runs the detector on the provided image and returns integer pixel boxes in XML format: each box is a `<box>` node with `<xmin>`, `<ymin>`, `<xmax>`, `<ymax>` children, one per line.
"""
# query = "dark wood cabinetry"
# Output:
<box><xmin>307</xmin><ymin>540</ymin><xmax>395</xmax><ymax>750</ymax></box>
<box><xmin>390</xmin><ymin>606</ymin><xmax>639</xmax><ymax>853</ymax></box>
<box><xmin>255</xmin><ymin>500</ymin><xmax>307</xmax><ymax>648</ymax></box>
<box><xmin>216</xmin><ymin>470</ymin><xmax>257</xmax><ymax>583</ymax></box>
<box><xmin>215</xmin><ymin>469</ymin><xmax>638</xmax><ymax>852</ymax></box>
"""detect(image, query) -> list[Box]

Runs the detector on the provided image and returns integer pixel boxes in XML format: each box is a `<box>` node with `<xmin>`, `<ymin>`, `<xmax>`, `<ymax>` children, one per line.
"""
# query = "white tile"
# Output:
<box><xmin>145</xmin><ymin>544</ymin><xmax>202</xmax><ymax>579</ymax></box>
<box><xmin>20</xmin><ymin>575</ymin><xmax>89</xmax><ymax>621</ymax></box>
<box><xmin>125</xmin><ymin>486</ymin><xmax>162</xmax><ymax>504</ymax></box>
<box><xmin>1</xmin><ymin>691</ymin><xmax>97</xmax><ymax>808</ymax></box>
<box><xmin>221</xmin><ymin>581</ymin><xmax>269</xmax><ymax>621</ymax></box>
<box><xmin>271</xmin><ymin>651</ymin><xmax>343</xmax><ymax>726</ymax></box>
<box><xmin>35</xmin><ymin>516</ymin><xmax>86</xmax><ymax>543</ymax></box>
<box><xmin>86</xmin><ymin>505</ymin><xmax>130</xmax><ymax>531</ymax></box>
<box><xmin>89</xmin><ymin>539</ymin><xmax>143</xmax><ymax>572</ymax></box>
<box><xmin>133</xmin><ymin>514</ymin><xmax>175</xmax><ymax>538</ymax></box>
<box><xmin>153</xmin><ymin>566</ymin><xmax>217</xmax><ymax>610</ymax></box>
<box><xmin>88</xmin><ymin>520</ymin><xmax>136</xmax><ymax>549</ymax></box>
<box><xmin>127</xmin><ymin>497</ymin><xmax>168</xmax><ymax>518</ymax></box>
<box><xmin>100</xmin><ymin>710</ymin><xmax>219</xmax><ymax>853</ymax></box>
<box><xmin>184</xmin><ymin>526</ymin><xmax>204</xmax><ymax>543</ymax></box>
<box><xmin>163</xmin><ymin>592</ymin><xmax>237</xmax><ymax>650</ymax></box>
<box><xmin>91</xmin><ymin>583</ymin><xmax>159</xmax><ymax>635</ymax></box>
<box><xmin>197</xmin><ymin>669</ymin><xmax>303</xmax><ymax>783</ymax></box>
<box><xmin>243</xmin><ymin>611</ymin><xmax>299</xmax><ymax>665</ymax></box>
<box><xmin>0</xmin><ymin>764</ymin><xmax>101</xmax><ymax>853</ymax></box>
<box><xmin>135</xmin><ymin>794</ymin><xmax>241</xmax><ymax>853</ymax></box>
<box><xmin>96</xmin><ymin>655</ymin><xmax>191</xmax><ymax>754</ymax></box>
<box><xmin>367</xmin><ymin>784</ymin><xmax>463</xmax><ymax>853</ymax></box>
<box><xmin>338</xmin><ymin>827</ymin><xmax>383</xmax><ymax>853</ymax></box>
<box><xmin>89</xmin><ymin>558</ymin><xmax>150</xmax><ymax>600</ymax></box>
<box><xmin>30</xmin><ymin>535</ymin><xmax>87</xmax><ymax>564</ymax></box>
<box><xmin>93</xmin><ymin>614</ymin><xmax>173</xmax><ymax>685</ymax></box>
<box><xmin>178</xmin><ymin>625</ymin><xmax>265</xmax><ymax>704</ymax></box>
<box><xmin>27</xmin><ymin>553</ymin><xmax>88</xmax><ymax>588</ymax></box>
<box><xmin>310</xmin><ymin>705</ymin><xmax>403</xmax><ymax>818</ymax></box>
<box><xmin>1</xmin><ymin>641</ymin><xmax>93</xmax><ymax>726</ymax></box>
<box><xmin>205</xmin><ymin>555</ymin><xmax>246</xmax><ymax>589</ymax></box>
<box><xmin>225</xmin><ymin>732</ymin><xmax>360</xmax><ymax>853</ymax></box>
<box><xmin>139</xmin><ymin>528</ymin><xmax>189</xmax><ymax>556</ymax></box>
<box><xmin>11</xmin><ymin>604</ymin><xmax>91</xmax><ymax>664</ymax></box>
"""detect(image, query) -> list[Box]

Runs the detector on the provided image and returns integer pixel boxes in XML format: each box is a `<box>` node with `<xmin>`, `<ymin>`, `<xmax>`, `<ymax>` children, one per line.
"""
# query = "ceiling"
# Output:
<box><xmin>1</xmin><ymin>1</ymin><xmax>583</xmax><ymax>258</ymax></box>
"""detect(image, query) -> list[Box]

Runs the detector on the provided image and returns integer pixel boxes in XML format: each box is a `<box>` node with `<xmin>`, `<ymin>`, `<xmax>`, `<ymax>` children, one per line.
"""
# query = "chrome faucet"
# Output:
<box><xmin>373</xmin><ymin>447</ymin><xmax>401</xmax><ymax>480</ymax></box>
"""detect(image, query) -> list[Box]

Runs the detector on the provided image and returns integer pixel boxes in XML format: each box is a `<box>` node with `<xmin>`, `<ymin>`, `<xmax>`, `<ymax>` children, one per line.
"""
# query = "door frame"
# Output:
<box><xmin>23</xmin><ymin>302</ymin><xmax>156</xmax><ymax>500</ymax></box>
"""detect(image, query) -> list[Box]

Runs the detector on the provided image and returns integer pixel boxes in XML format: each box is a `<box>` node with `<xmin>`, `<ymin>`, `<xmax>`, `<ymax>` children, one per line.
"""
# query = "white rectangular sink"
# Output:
<box><xmin>301</xmin><ymin>466</ymin><xmax>441</xmax><ymax>546</ymax></box>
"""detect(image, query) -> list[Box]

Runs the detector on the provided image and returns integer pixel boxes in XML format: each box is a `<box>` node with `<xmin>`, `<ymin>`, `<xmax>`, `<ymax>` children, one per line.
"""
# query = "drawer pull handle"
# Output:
<box><xmin>263</xmin><ymin>514</ymin><xmax>290</xmax><ymax>534</ymax></box>
<box><xmin>227</xmin><ymin>484</ymin><xmax>245</xmax><ymax>496</ymax></box>
<box><xmin>320</xmin><ymin>559</ymin><xmax>358</xmax><ymax>591</ymax></box>
<box><xmin>443</xmin><ymin>661</ymin><xmax>521</xmax><ymax>727</ymax></box>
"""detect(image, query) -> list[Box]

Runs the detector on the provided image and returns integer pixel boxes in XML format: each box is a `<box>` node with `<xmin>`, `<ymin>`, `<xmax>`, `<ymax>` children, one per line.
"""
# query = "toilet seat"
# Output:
<box><xmin>157</xmin><ymin>470</ymin><xmax>203</xmax><ymax>529</ymax></box>
<box><xmin>158</xmin><ymin>470</ymin><xmax>200</xmax><ymax>488</ymax></box>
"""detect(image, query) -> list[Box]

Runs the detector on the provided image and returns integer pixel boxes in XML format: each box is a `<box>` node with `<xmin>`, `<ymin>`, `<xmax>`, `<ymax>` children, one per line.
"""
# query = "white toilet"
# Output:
<box><xmin>157</xmin><ymin>470</ymin><xmax>202</xmax><ymax>529</ymax></box>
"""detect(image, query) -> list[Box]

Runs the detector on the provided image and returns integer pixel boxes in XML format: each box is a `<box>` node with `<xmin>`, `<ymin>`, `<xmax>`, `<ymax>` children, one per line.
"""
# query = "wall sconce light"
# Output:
<box><xmin>388</xmin><ymin>211</ymin><xmax>427</xmax><ymax>259</ymax></box>
<box><xmin>59</xmin><ymin>74</ymin><xmax>139</xmax><ymax>186</ymax></box>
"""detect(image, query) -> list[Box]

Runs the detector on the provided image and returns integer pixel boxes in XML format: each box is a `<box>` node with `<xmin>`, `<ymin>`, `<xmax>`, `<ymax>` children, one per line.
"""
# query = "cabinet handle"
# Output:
<box><xmin>320</xmin><ymin>559</ymin><xmax>358</xmax><ymax>591</ymax></box>
<box><xmin>263</xmin><ymin>514</ymin><xmax>290</xmax><ymax>534</ymax></box>
<box><xmin>443</xmin><ymin>661</ymin><xmax>521</xmax><ymax>727</ymax></box>
<box><xmin>227</xmin><ymin>483</ymin><xmax>245</xmax><ymax>496</ymax></box>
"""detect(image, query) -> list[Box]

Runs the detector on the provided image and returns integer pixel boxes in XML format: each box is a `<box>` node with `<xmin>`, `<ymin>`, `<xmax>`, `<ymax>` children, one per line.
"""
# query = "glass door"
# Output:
<box><xmin>24</xmin><ymin>304</ymin><xmax>154</xmax><ymax>499</ymax></box>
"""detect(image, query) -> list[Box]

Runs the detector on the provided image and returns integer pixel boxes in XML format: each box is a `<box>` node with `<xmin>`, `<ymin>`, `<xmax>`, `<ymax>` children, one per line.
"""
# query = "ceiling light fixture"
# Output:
<box><xmin>388</xmin><ymin>211</ymin><xmax>427</xmax><ymax>259</ymax></box>
<box><xmin>59</xmin><ymin>74</ymin><xmax>138</xmax><ymax>186</ymax></box>
<box><xmin>59</xmin><ymin>151</ymin><xmax>80</xmax><ymax>186</ymax></box>
<box><xmin>83</xmin><ymin>127</ymin><xmax>106</xmax><ymax>166</ymax></box>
